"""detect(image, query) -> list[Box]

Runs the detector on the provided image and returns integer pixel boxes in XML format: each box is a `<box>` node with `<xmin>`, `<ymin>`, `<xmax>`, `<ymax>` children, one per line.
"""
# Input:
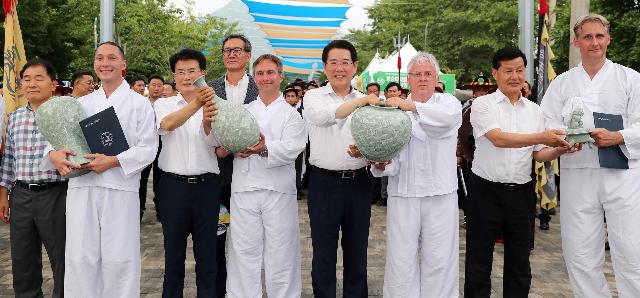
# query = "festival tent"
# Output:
<box><xmin>360</xmin><ymin>41</ymin><xmax>456</xmax><ymax>95</ymax></box>
<box><xmin>358</xmin><ymin>49</ymin><xmax>382</xmax><ymax>90</ymax></box>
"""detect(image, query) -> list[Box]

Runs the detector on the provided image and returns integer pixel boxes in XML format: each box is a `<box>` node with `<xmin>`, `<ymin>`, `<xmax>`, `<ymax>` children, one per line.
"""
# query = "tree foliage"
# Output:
<box><xmin>544</xmin><ymin>0</ymin><xmax>639</xmax><ymax>75</ymax></box>
<box><xmin>348</xmin><ymin>0</ymin><xmax>640</xmax><ymax>87</ymax></box>
<box><xmin>1</xmin><ymin>0</ymin><xmax>236</xmax><ymax>81</ymax></box>
<box><xmin>346</xmin><ymin>0</ymin><xmax>519</xmax><ymax>86</ymax></box>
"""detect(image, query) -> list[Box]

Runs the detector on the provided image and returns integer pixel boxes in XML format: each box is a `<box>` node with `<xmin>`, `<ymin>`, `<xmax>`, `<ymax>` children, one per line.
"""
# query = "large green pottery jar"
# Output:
<box><xmin>351</xmin><ymin>106</ymin><xmax>411</xmax><ymax>162</ymax></box>
<box><xmin>211</xmin><ymin>96</ymin><xmax>260</xmax><ymax>153</ymax></box>
<box><xmin>35</xmin><ymin>96</ymin><xmax>91</xmax><ymax>177</ymax></box>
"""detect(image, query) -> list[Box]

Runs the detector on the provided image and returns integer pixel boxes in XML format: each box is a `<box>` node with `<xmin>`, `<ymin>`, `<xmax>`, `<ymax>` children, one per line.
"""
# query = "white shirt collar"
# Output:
<box><xmin>319</xmin><ymin>82</ymin><xmax>357</xmax><ymax>97</ymax></box>
<box><xmin>225</xmin><ymin>73</ymin><xmax>248</xmax><ymax>87</ymax></box>
<box><xmin>493</xmin><ymin>88</ymin><xmax>526</xmax><ymax>106</ymax></box>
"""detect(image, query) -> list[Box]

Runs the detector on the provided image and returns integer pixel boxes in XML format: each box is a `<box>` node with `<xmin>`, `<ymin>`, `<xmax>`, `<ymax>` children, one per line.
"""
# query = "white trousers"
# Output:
<box><xmin>64</xmin><ymin>187</ymin><xmax>140</xmax><ymax>298</ymax></box>
<box><xmin>384</xmin><ymin>192</ymin><xmax>459</xmax><ymax>298</ymax></box>
<box><xmin>561</xmin><ymin>168</ymin><xmax>640</xmax><ymax>298</ymax></box>
<box><xmin>227</xmin><ymin>190</ymin><xmax>301</xmax><ymax>298</ymax></box>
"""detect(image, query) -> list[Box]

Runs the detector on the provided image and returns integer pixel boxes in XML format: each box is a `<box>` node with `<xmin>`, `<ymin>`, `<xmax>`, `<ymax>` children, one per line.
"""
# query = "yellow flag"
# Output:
<box><xmin>3</xmin><ymin>0</ymin><xmax>28</xmax><ymax>118</ymax></box>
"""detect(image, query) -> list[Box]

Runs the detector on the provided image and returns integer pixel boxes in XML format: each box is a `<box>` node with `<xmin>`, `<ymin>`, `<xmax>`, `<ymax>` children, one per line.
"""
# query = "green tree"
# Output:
<box><xmin>346</xmin><ymin>0</ymin><xmax>519</xmax><ymax>86</ymax></box>
<box><xmin>2</xmin><ymin>0</ymin><xmax>236</xmax><ymax>80</ymax></box>
<box><xmin>549</xmin><ymin>0</ymin><xmax>640</xmax><ymax>75</ymax></box>
<box><xmin>591</xmin><ymin>0</ymin><xmax>640</xmax><ymax>71</ymax></box>
<box><xmin>114</xmin><ymin>0</ymin><xmax>236</xmax><ymax>81</ymax></box>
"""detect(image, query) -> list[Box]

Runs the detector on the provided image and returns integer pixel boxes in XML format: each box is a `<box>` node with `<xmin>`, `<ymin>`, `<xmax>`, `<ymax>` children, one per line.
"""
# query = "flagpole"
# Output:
<box><xmin>518</xmin><ymin>0</ymin><xmax>534</xmax><ymax>83</ymax></box>
<box><xmin>569</xmin><ymin>0</ymin><xmax>590</xmax><ymax>68</ymax></box>
<box><xmin>100</xmin><ymin>0</ymin><xmax>115</xmax><ymax>42</ymax></box>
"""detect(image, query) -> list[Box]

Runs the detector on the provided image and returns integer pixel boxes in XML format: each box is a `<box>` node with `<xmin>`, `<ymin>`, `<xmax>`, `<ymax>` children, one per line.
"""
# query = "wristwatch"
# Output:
<box><xmin>259</xmin><ymin>148</ymin><xmax>268</xmax><ymax>158</ymax></box>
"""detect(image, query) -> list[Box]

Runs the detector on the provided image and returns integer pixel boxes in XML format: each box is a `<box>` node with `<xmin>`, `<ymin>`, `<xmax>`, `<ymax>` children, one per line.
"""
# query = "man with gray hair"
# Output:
<box><xmin>541</xmin><ymin>14</ymin><xmax>640</xmax><ymax>297</ymax></box>
<box><xmin>368</xmin><ymin>52</ymin><xmax>462</xmax><ymax>297</ymax></box>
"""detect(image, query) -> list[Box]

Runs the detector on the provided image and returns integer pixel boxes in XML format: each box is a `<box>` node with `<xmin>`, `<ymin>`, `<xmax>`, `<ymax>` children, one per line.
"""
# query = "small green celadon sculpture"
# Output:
<box><xmin>566</xmin><ymin>107</ymin><xmax>595</xmax><ymax>146</ymax></box>
<box><xmin>351</xmin><ymin>105</ymin><xmax>411</xmax><ymax>162</ymax></box>
<box><xmin>35</xmin><ymin>96</ymin><xmax>91</xmax><ymax>177</ymax></box>
<box><xmin>192</xmin><ymin>75</ymin><xmax>260</xmax><ymax>153</ymax></box>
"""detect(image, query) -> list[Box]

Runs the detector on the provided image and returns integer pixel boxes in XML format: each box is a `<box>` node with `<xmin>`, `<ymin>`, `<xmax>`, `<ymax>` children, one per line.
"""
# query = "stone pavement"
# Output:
<box><xmin>0</xmin><ymin>193</ymin><xmax>618</xmax><ymax>297</ymax></box>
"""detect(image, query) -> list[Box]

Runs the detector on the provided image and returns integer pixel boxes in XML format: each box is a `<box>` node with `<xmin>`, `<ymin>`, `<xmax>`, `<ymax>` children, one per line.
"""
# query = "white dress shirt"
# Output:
<box><xmin>154</xmin><ymin>93</ymin><xmax>220</xmax><ymax>175</ymax></box>
<box><xmin>471</xmin><ymin>89</ymin><xmax>545</xmax><ymax>184</ymax></box>
<box><xmin>371</xmin><ymin>93</ymin><xmax>461</xmax><ymax>197</ymax></box>
<box><xmin>67</xmin><ymin>80</ymin><xmax>158</xmax><ymax>192</ymax></box>
<box><xmin>231</xmin><ymin>95</ymin><xmax>307</xmax><ymax>195</ymax></box>
<box><xmin>225</xmin><ymin>73</ymin><xmax>249</xmax><ymax>105</ymax></box>
<box><xmin>302</xmin><ymin>83</ymin><xmax>368</xmax><ymax>170</ymax></box>
<box><xmin>541</xmin><ymin>59</ymin><xmax>640</xmax><ymax>169</ymax></box>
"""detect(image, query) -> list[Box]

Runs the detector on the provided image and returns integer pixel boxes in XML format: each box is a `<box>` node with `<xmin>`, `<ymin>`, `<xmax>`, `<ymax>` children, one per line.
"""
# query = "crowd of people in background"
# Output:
<box><xmin>0</xmin><ymin>13</ymin><xmax>639</xmax><ymax>298</ymax></box>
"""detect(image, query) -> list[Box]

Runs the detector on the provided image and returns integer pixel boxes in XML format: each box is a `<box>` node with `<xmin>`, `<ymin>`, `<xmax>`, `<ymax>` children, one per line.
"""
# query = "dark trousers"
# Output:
<box><xmin>295</xmin><ymin>152</ymin><xmax>304</xmax><ymax>197</ymax></box>
<box><xmin>307</xmin><ymin>169</ymin><xmax>372</xmax><ymax>298</ymax></box>
<box><xmin>458</xmin><ymin>160</ymin><xmax>473</xmax><ymax>214</ymax></box>
<box><xmin>158</xmin><ymin>173</ymin><xmax>220</xmax><ymax>298</ymax></box>
<box><xmin>139</xmin><ymin>139</ymin><xmax>162</xmax><ymax>219</ymax></box>
<box><xmin>370</xmin><ymin>175</ymin><xmax>382</xmax><ymax>203</ymax></box>
<box><xmin>10</xmin><ymin>182</ymin><xmax>67</xmax><ymax>298</ymax></box>
<box><xmin>215</xmin><ymin>182</ymin><xmax>231</xmax><ymax>297</ymax></box>
<box><xmin>464</xmin><ymin>174</ymin><xmax>535</xmax><ymax>298</ymax></box>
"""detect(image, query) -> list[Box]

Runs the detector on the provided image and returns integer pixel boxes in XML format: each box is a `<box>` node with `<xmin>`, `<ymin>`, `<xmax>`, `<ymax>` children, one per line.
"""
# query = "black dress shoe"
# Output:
<box><xmin>539</xmin><ymin>221</ymin><xmax>550</xmax><ymax>230</ymax></box>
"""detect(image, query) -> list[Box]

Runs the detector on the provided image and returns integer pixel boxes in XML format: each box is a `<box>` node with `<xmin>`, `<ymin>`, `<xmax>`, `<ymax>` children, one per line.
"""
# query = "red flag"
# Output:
<box><xmin>539</xmin><ymin>0</ymin><xmax>548</xmax><ymax>16</ymax></box>
<box><xmin>397</xmin><ymin>55</ymin><xmax>401</xmax><ymax>70</ymax></box>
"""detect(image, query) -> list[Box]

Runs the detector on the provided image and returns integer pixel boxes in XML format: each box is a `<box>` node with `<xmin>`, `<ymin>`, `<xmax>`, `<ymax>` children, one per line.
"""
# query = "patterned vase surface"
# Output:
<box><xmin>35</xmin><ymin>96</ymin><xmax>91</xmax><ymax>177</ymax></box>
<box><xmin>211</xmin><ymin>96</ymin><xmax>260</xmax><ymax>153</ymax></box>
<box><xmin>351</xmin><ymin>106</ymin><xmax>411</xmax><ymax>162</ymax></box>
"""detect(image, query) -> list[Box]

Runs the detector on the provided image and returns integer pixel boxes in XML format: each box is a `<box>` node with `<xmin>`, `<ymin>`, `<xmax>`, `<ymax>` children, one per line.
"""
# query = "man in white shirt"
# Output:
<box><xmin>154</xmin><ymin>49</ymin><xmax>220</xmax><ymax>297</ymax></box>
<box><xmin>224</xmin><ymin>54</ymin><xmax>307</xmax><ymax>298</ymax></box>
<box><xmin>48</xmin><ymin>41</ymin><xmax>158</xmax><ymax>297</ymax></box>
<box><xmin>464</xmin><ymin>48</ymin><xmax>572</xmax><ymax>297</ymax></box>
<box><xmin>302</xmin><ymin>40</ymin><xmax>380</xmax><ymax>297</ymax></box>
<box><xmin>139</xmin><ymin>74</ymin><xmax>165</xmax><ymax>220</ymax></box>
<box><xmin>207</xmin><ymin>33</ymin><xmax>260</xmax><ymax>296</ymax></box>
<box><xmin>540</xmin><ymin>14</ymin><xmax>640</xmax><ymax>298</ymax></box>
<box><xmin>369</xmin><ymin>52</ymin><xmax>462</xmax><ymax>297</ymax></box>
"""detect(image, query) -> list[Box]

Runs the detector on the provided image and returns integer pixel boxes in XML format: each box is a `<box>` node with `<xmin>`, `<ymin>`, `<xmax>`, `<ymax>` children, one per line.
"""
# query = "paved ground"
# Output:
<box><xmin>0</xmin><ymin>189</ymin><xmax>618</xmax><ymax>297</ymax></box>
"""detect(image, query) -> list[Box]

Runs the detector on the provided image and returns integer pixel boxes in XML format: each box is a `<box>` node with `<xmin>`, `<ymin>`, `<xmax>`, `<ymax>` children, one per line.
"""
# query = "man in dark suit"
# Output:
<box><xmin>207</xmin><ymin>33</ymin><xmax>259</xmax><ymax>297</ymax></box>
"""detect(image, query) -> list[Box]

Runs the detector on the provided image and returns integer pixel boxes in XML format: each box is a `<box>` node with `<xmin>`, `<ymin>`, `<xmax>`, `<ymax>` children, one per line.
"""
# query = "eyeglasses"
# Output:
<box><xmin>326</xmin><ymin>60</ymin><xmax>354</xmax><ymax>67</ymax></box>
<box><xmin>408</xmin><ymin>71</ymin><xmax>435</xmax><ymax>79</ymax></box>
<box><xmin>222</xmin><ymin>47</ymin><xmax>245</xmax><ymax>56</ymax></box>
<box><xmin>173</xmin><ymin>68</ymin><xmax>200</xmax><ymax>77</ymax></box>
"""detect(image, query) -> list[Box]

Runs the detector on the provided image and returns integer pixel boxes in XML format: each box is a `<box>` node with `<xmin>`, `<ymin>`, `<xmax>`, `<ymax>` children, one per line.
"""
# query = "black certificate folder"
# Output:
<box><xmin>593</xmin><ymin>112</ymin><xmax>629</xmax><ymax>169</ymax></box>
<box><xmin>80</xmin><ymin>106</ymin><xmax>130</xmax><ymax>156</ymax></box>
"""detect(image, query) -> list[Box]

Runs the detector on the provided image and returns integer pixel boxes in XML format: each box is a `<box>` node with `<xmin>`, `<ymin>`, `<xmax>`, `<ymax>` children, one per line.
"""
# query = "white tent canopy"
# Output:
<box><xmin>376</xmin><ymin>42</ymin><xmax>418</xmax><ymax>72</ymax></box>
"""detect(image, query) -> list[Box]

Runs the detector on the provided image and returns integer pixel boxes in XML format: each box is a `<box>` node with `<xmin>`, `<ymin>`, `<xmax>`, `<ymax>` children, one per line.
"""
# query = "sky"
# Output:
<box><xmin>167</xmin><ymin>0</ymin><xmax>375</xmax><ymax>36</ymax></box>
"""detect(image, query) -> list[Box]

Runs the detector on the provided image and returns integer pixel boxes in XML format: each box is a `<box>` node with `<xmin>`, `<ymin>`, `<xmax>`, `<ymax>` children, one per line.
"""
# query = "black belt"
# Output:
<box><xmin>311</xmin><ymin>166</ymin><xmax>368</xmax><ymax>179</ymax></box>
<box><xmin>473</xmin><ymin>174</ymin><xmax>530</xmax><ymax>191</ymax></box>
<box><xmin>165</xmin><ymin>172</ymin><xmax>216</xmax><ymax>184</ymax></box>
<box><xmin>15</xmin><ymin>180</ymin><xmax>66</xmax><ymax>192</ymax></box>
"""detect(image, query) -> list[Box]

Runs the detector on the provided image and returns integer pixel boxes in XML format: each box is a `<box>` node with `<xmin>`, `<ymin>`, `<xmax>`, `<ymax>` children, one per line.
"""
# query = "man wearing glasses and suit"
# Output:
<box><xmin>207</xmin><ymin>33</ymin><xmax>259</xmax><ymax>297</ymax></box>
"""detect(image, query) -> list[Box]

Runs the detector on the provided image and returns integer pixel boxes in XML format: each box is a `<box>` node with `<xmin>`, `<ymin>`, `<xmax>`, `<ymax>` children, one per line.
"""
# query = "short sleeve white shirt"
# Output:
<box><xmin>154</xmin><ymin>93</ymin><xmax>220</xmax><ymax>175</ymax></box>
<box><xmin>302</xmin><ymin>84</ymin><xmax>368</xmax><ymax>170</ymax></box>
<box><xmin>471</xmin><ymin>89</ymin><xmax>545</xmax><ymax>184</ymax></box>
